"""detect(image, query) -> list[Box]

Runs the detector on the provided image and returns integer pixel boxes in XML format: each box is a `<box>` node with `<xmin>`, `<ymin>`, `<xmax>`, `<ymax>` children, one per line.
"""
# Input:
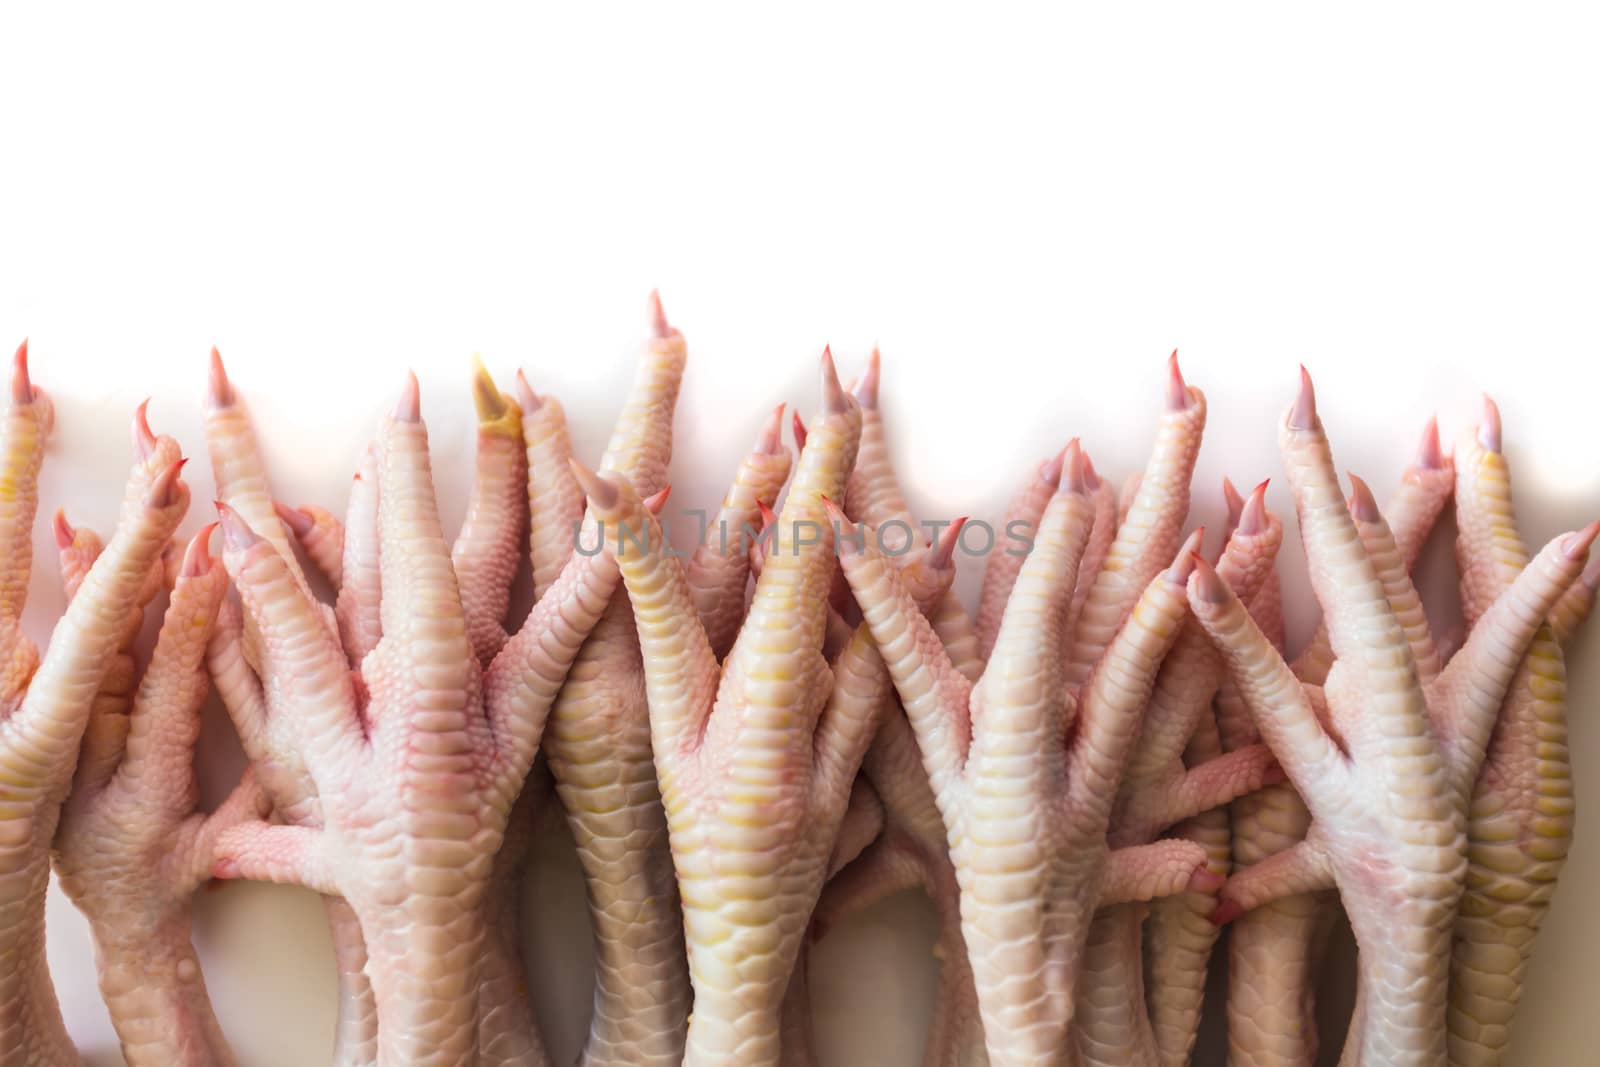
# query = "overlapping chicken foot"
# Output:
<box><xmin>0</xmin><ymin>344</ymin><xmax>194</xmax><ymax>1066</ymax></box>
<box><xmin>1192</xmin><ymin>370</ymin><xmax>1595</xmax><ymax>1066</ymax></box>
<box><xmin>1218</xmin><ymin>420</ymin><xmax>1451</xmax><ymax>1067</ymax></box>
<box><xmin>1446</xmin><ymin>397</ymin><xmax>1599</xmax><ymax>1065</ymax></box>
<box><xmin>205</xmin><ymin>369</ymin><xmax>626</xmax><ymax>1066</ymax></box>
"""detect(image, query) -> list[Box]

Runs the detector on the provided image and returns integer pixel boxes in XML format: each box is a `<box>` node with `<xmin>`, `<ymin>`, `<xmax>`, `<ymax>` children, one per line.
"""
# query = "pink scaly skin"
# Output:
<box><xmin>575</xmin><ymin>352</ymin><xmax>892</xmax><ymax>1067</ymax></box>
<box><xmin>203</xmin><ymin>348</ymin><xmax>380</xmax><ymax>1067</ymax></box>
<box><xmin>1191</xmin><ymin>370</ymin><xmax>1595</xmax><ymax>1066</ymax></box>
<box><xmin>834</xmin><ymin>436</ymin><xmax>1197</xmax><ymax>1067</ymax></box>
<box><xmin>205</xmin><ymin>372</ymin><xmax>624</xmax><ymax>1067</ymax></box>
<box><xmin>1218</xmin><ymin>423</ymin><xmax>1452</xmax><ymax>1067</ymax></box>
<box><xmin>528</xmin><ymin>295</ymin><xmax>793</xmax><ymax>1067</ymax></box>
<box><xmin>1446</xmin><ymin>398</ymin><xmax>1599</xmax><ymax>1065</ymax></box>
<box><xmin>0</xmin><ymin>345</ymin><xmax>193</xmax><ymax>1066</ymax></box>
<box><xmin>1074</xmin><ymin>481</ymin><xmax>1288</xmax><ymax>1067</ymax></box>
<box><xmin>53</xmin><ymin>519</ymin><xmax>269</xmax><ymax>1067</ymax></box>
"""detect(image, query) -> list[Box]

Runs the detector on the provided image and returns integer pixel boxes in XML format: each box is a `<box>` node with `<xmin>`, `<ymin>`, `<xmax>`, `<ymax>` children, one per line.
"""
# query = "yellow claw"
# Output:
<box><xmin>470</xmin><ymin>355</ymin><xmax>521</xmax><ymax>437</ymax></box>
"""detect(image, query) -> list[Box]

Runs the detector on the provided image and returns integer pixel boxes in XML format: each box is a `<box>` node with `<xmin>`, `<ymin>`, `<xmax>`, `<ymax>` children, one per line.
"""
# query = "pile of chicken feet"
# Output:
<box><xmin>0</xmin><ymin>298</ymin><xmax>1593</xmax><ymax>1067</ymax></box>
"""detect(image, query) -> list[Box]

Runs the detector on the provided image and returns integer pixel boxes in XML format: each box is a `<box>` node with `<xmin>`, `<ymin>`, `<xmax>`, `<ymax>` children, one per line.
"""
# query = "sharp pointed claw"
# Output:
<box><xmin>1082</xmin><ymin>450</ymin><xmax>1102</xmax><ymax>491</ymax></box>
<box><xmin>1165</xmin><ymin>350</ymin><xmax>1190</xmax><ymax>412</ymax></box>
<box><xmin>853</xmin><ymin>346</ymin><xmax>881</xmax><ymax>410</ymax></box>
<box><xmin>1222</xmin><ymin>477</ymin><xmax>1245</xmax><ymax>527</ymax></box>
<box><xmin>470</xmin><ymin>357</ymin><xmax>510</xmax><ymax>423</ymax></box>
<box><xmin>182</xmin><ymin>524</ymin><xmax>218</xmax><ymax>577</ymax></box>
<box><xmin>132</xmin><ymin>399</ymin><xmax>157</xmax><ymax>460</ymax></box>
<box><xmin>1347</xmin><ymin>473</ymin><xmax>1381</xmax><ymax>523</ymax></box>
<box><xmin>513</xmin><ymin>368</ymin><xmax>542</xmax><ymax>413</ymax></box>
<box><xmin>643</xmin><ymin>486</ymin><xmax>672</xmax><ymax>514</ymax></box>
<box><xmin>11</xmin><ymin>339</ymin><xmax>32</xmax><ymax>406</ymax></box>
<box><xmin>756</xmin><ymin>404</ymin><xmax>785</xmax><ymax>454</ymax></box>
<box><xmin>1288</xmin><ymin>365</ymin><xmax>1317</xmax><ymax>431</ymax></box>
<box><xmin>274</xmin><ymin>501</ymin><xmax>316</xmax><ymax>538</ymax></box>
<box><xmin>1238</xmin><ymin>479</ymin><xmax>1271</xmax><ymax>536</ymax></box>
<box><xmin>792</xmin><ymin>411</ymin><xmax>809</xmax><ymax>451</ymax></box>
<box><xmin>1561</xmin><ymin>519</ymin><xmax>1600</xmax><ymax>561</ymax></box>
<box><xmin>215</xmin><ymin>501</ymin><xmax>262</xmax><ymax>550</ymax></box>
<box><xmin>569</xmin><ymin>459</ymin><xmax>620</xmax><ymax>511</ymax></box>
<box><xmin>757</xmin><ymin>499</ymin><xmax>779</xmax><ymax>529</ymax></box>
<box><xmin>1188</xmin><ymin>551</ymin><xmax>1228</xmax><ymax>603</ymax></box>
<box><xmin>393</xmin><ymin>371</ymin><xmax>421</xmax><ymax>422</ymax></box>
<box><xmin>820</xmin><ymin>346</ymin><xmax>850</xmax><ymax>416</ymax></box>
<box><xmin>1479</xmin><ymin>395</ymin><xmax>1502</xmax><ymax>453</ymax></box>
<box><xmin>207</xmin><ymin>347</ymin><xmax>235</xmax><ymax>409</ymax></box>
<box><xmin>1041</xmin><ymin>443</ymin><xmax>1069</xmax><ymax>488</ymax></box>
<box><xmin>1416</xmin><ymin>416</ymin><xmax>1445</xmax><ymax>469</ymax></box>
<box><xmin>931</xmin><ymin>517</ymin><xmax>967</xmax><ymax>568</ymax></box>
<box><xmin>1060</xmin><ymin>439</ymin><xmax>1088</xmax><ymax>494</ymax></box>
<box><xmin>148</xmin><ymin>458</ymin><xmax>187</xmax><ymax>509</ymax></box>
<box><xmin>53</xmin><ymin>508</ymin><xmax>74</xmax><ymax>550</ymax></box>
<box><xmin>1168</xmin><ymin>529</ymin><xmax>1206</xmax><ymax>585</ymax></box>
<box><xmin>820</xmin><ymin>495</ymin><xmax>857</xmax><ymax>550</ymax></box>
<box><xmin>648</xmin><ymin>289</ymin><xmax>673</xmax><ymax>339</ymax></box>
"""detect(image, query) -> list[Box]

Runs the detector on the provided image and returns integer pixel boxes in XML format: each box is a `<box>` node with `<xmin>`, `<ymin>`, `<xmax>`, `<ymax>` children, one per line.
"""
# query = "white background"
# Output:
<box><xmin>2</xmin><ymin>4</ymin><xmax>1598</xmax><ymax>1064</ymax></box>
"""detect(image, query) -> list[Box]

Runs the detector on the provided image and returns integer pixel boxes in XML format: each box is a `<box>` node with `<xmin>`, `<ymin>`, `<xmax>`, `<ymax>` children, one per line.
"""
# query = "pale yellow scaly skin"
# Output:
<box><xmin>203</xmin><ymin>349</ymin><xmax>379</xmax><ymax>1067</ymax></box>
<box><xmin>1074</xmin><ymin>476</ymin><xmax>1285</xmax><ymax>1067</ymax></box>
<box><xmin>837</xmin><ymin>435</ymin><xmax>1195</xmax><ymax>1067</ymax></box>
<box><xmin>1192</xmin><ymin>372</ymin><xmax>1593</xmax><ymax>1067</ymax></box>
<box><xmin>539</xmin><ymin>300</ymin><xmax>793</xmax><ymax>1067</ymax></box>
<box><xmin>1218</xmin><ymin>424</ymin><xmax>1452</xmax><ymax>1067</ymax></box>
<box><xmin>53</xmin><ymin>520</ymin><xmax>269</xmax><ymax>1067</ymax></box>
<box><xmin>579</xmin><ymin>353</ymin><xmax>880</xmax><ymax>1067</ymax></box>
<box><xmin>0</xmin><ymin>347</ymin><xmax>192</xmax><ymax>1067</ymax></box>
<box><xmin>1447</xmin><ymin>400</ymin><xmax>1598</xmax><ymax>1066</ymax></box>
<box><xmin>207</xmin><ymin>372</ymin><xmax>623</xmax><ymax>1067</ymax></box>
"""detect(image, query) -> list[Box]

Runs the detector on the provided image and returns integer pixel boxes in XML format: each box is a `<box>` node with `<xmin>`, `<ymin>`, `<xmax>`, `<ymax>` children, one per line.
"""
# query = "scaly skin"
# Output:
<box><xmin>1193</xmin><ymin>370</ymin><xmax>1595</xmax><ymax>1066</ymax></box>
<box><xmin>203</xmin><ymin>348</ymin><xmax>379</xmax><ymax>1067</ymax></box>
<box><xmin>576</xmin><ymin>352</ymin><xmax>895</xmax><ymax>1067</ymax></box>
<box><xmin>1075</xmin><ymin>477</ymin><xmax>1287</xmax><ymax>1067</ymax></box>
<box><xmin>537</xmin><ymin>295</ymin><xmax>792</xmax><ymax>1067</ymax></box>
<box><xmin>207</xmin><ymin>372</ymin><xmax>624</xmax><ymax>1067</ymax></box>
<box><xmin>53</xmin><ymin>520</ymin><xmax>268</xmax><ymax>1067</ymax></box>
<box><xmin>1220</xmin><ymin>424</ymin><xmax>1452</xmax><ymax>1067</ymax></box>
<box><xmin>0</xmin><ymin>344</ymin><xmax>192</xmax><ymax>1067</ymax></box>
<box><xmin>1447</xmin><ymin>398</ymin><xmax>1599</xmax><ymax>1065</ymax></box>
<box><xmin>835</xmin><ymin>435</ymin><xmax>1198</xmax><ymax>1067</ymax></box>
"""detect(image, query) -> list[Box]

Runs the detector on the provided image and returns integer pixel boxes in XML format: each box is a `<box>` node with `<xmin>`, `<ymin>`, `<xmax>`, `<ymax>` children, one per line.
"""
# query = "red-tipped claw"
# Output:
<box><xmin>53</xmin><ymin>509</ymin><xmax>75</xmax><ymax>549</ymax></box>
<box><xmin>215</xmin><ymin>501</ymin><xmax>262</xmax><ymax>550</ymax></box>
<box><xmin>207</xmin><ymin>347</ymin><xmax>235</xmax><ymax>409</ymax></box>
<box><xmin>1416</xmin><ymin>416</ymin><xmax>1445</xmax><ymax>469</ymax></box>
<box><xmin>820</xmin><ymin>347</ymin><xmax>850</xmax><ymax>416</ymax></box>
<box><xmin>792</xmin><ymin>411</ymin><xmax>808</xmax><ymax>451</ymax></box>
<box><xmin>132</xmin><ymin>399</ymin><xmax>157</xmax><ymax>460</ymax></box>
<box><xmin>648</xmin><ymin>289</ymin><xmax>674</xmax><ymax>339</ymax></box>
<box><xmin>513</xmin><ymin>369</ymin><xmax>542</xmax><ymax>413</ymax></box>
<box><xmin>1288</xmin><ymin>365</ymin><xmax>1317</xmax><ymax>431</ymax></box>
<box><xmin>1479</xmin><ymin>395</ymin><xmax>1502</xmax><ymax>454</ymax></box>
<box><xmin>1187</xmin><ymin>866</ymin><xmax>1227</xmax><ymax>894</ymax></box>
<box><xmin>931</xmin><ymin>518</ymin><xmax>967</xmax><ymax>568</ymax></box>
<box><xmin>393</xmin><ymin>371</ymin><xmax>420</xmax><ymax>422</ymax></box>
<box><xmin>853</xmin><ymin>346</ymin><xmax>881</xmax><ymax>410</ymax></box>
<box><xmin>148</xmin><ymin>459</ymin><xmax>187</xmax><ymax>508</ymax></box>
<box><xmin>1561</xmin><ymin>519</ymin><xmax>1600</xmax><ymax>561</ymax></box>
<box><xmin>1222</xmin><ymin>477</ymin><xmax>1245</xmax><ymax>528</ymax></box>
<box><xmin>274</xmin><ymin>501</ymin><xmax>316</xmax><ymax>538</ymax></box>
<box><xmin>1210</xmin><ymin>897</ymin><xmax>1246</xmax><ymax>926</ymax></box>
<box><xmin>643</xmin><ymin>486</ymin><xmax>672</xmax><ymax>514</ymax></box>
<box><xmin>1165</xmin><ymin>350</ymin><xmax>1190</xmax><ymax>412</ymax></box>
<box><xmin>1167</xmin><ymin>529</ymin><xmax>1206</xmax><ymax>585</ymax></box>
<box><xmin>11</xmin><ymin>339</ymin><xmax>32</xmax><ymax>406</ymax></box>
<box><xmin>569</xmin><ymin>459</ymin><xmax>620</xmax><ymax>511</ymax></box>
<box><xmin>1188</xmin><ymin>552</ymin><xmax>1228</xmax><ymax>603</ymax></box>
<box><xmin>1237</xmin><ymin>479</ymin><xmax>1271</xmax><ymax>536</ymax></box>
<box><xmin>1347</xmin><ymin>473</ymin><xmax>1381</xmax><ymax>524</ymax></box>
<box><xmin>182</xmin><ymin>524</ymin><xmax>218</xmax><ymax>577</ymax></box>
<box><xmin>1060</xmin><ymin>439</ymin><xmax>1088</xmax><ymax>494</ymax></box>
<box><xmin>757</xmin><ymin>499</ymin><xmax>779</xmax><ymax>529</ymax></box>
<box><xmin>756</xmin><ymin>404</ymin><xmax>785</xmax><ymax>454</ymax></box>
